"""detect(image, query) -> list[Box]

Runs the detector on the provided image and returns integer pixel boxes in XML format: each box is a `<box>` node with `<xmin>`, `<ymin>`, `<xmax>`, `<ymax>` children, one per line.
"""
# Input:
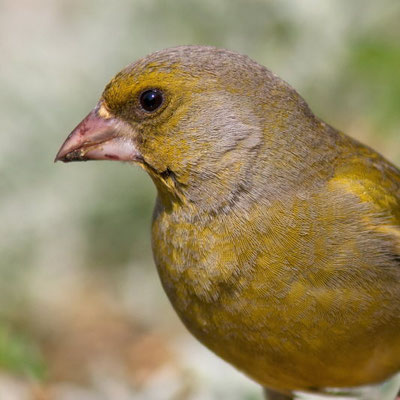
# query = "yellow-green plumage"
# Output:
<box><xmin>151</xmin><ymin>134</ymin><xmax>400</xmax><ymax>392</ymax></box>
<box><xmin>56</xmin><ymin>46</ymin><xmax>400</xmax><ymax>399</ymax></box>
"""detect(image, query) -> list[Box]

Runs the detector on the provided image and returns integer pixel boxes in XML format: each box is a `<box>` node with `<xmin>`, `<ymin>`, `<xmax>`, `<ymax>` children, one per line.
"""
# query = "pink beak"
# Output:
<box><xmin>55</xmin><ymin>108</ymin><xmax>140</xmax><ymax>163</ymax></box>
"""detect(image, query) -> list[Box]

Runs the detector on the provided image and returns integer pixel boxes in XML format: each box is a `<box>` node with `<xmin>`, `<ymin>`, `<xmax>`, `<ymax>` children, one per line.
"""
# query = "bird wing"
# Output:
<box><xmin>327</xmin><ymin>145</ymin><xmax>400</xmax><ymax>261</ymax></box>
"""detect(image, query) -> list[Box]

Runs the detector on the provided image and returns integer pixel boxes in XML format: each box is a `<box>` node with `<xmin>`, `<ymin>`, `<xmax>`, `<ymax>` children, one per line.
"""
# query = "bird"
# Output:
<box><xmin>55</xmin><ymin>46</ymin><xmax>400</xmax><ymax>400</ymax></box>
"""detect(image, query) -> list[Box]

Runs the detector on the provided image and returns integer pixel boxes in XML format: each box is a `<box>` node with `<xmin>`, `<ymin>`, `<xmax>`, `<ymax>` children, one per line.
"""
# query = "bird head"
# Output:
<box><xmin>56</xmin><ymin>46</ymin><xmax>315</xmax><ymax>211</ymax></box>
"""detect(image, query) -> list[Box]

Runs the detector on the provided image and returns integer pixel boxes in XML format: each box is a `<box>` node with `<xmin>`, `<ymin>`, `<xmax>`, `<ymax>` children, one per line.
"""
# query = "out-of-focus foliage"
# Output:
<box><xmin>0</xmin><ymin>324</ymin><xmax>45</xmax><ymax>380</ymax></box>
<box><xmin>0</xmin><ymin>0</ymin><xmax>399</xmax><ymax>399</ymax></box>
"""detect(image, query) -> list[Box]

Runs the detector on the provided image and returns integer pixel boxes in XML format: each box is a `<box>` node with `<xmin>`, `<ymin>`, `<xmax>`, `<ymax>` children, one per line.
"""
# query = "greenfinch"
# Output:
<box><xmin>55</xmin><ymin>46</ymin><xmax>400</xmax><ymax>400</ymax></box>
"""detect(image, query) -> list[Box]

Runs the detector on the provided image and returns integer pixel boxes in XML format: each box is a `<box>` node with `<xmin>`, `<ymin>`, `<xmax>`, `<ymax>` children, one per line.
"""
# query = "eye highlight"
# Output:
<box><xmin>139</xmin><ymin>89</ymin><xmax>164</xmax><ymax>112</ymax></box>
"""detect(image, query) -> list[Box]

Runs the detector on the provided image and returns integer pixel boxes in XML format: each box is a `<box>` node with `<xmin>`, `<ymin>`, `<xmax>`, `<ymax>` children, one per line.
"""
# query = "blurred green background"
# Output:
<box><xmin>1</xmin><ymin>0</ymin><xmax>399</xmax><ymax>399</ymax></box>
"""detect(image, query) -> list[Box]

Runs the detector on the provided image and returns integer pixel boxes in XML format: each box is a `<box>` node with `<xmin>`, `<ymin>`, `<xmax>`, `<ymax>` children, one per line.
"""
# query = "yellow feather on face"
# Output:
<box><xmin>56</xmin><ymin>46</ymin><xmax>400</xmax><ymax>399</ymax></box>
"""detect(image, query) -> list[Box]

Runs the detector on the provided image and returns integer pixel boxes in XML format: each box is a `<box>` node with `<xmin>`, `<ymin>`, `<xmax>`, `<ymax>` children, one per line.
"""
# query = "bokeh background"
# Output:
<box><xmin>1</xmin><ymin>0</ymin><xmax>400</xmax><ymax>399</ymax></box>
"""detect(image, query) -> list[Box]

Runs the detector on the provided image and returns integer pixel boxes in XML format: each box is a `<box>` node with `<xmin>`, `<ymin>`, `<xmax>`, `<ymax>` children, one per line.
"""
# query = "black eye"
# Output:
<box><xmin>139</xmin><ymin>89</ymin><xmax>164</xmax><ymax>112</ymax></box>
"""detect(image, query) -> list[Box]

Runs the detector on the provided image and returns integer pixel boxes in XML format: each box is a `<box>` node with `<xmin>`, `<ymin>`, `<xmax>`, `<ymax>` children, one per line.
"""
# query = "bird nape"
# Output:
<box><xmin>55</xmin><ymin>46</ymin><xmax>400</xmax><ymax>400</ymax></box>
